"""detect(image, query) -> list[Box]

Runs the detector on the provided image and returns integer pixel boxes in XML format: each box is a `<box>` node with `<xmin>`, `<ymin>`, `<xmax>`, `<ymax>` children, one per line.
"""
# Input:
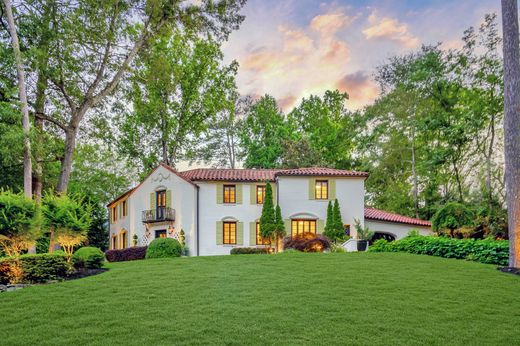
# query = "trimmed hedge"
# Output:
<box><xmin>369</xmin><ymin>236</ymin><xmax>509</xmax><ymax>266</ymax></box>
<box><xmin>72</xmin><ymin>247</ymin><xmax>105</xmax><ymax>269</ymax></box>
<box><xmin>230</xmin><ymin>247</ymin><xmax>270</xmax><ymax>255</ymax></box>
<box><xmin>146</xmin><ymin>238</ymin><xmax>182</xmax><ymax>259</ymax></box>
<box><xmin>0</xmin><ymin>253</ymin><xmax>69</xmax><ymax>284</ymax></box>
<box><xmin>105</xmin><ymin>246</ymin><xmax>148</xmax><ymax>262</ymax></box>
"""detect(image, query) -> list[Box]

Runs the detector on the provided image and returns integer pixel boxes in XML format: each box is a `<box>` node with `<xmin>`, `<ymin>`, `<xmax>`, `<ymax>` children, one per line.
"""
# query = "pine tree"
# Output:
<box><xmin>259</xmin><ymin>183</ymin><xmax>275</xmax><ymax>244</ymax></box>
<box><xmin>333</xmin><ymin>199</ymin><xmax>344</xmax><ymax>238</ymax></box>
<box><xmin>324</xmin><ymin>200</ymin><xmax>334</xmax><ymax>238</ymax></box>
<box><xmin>273</xmin><ymin>205</ymin><xmax>286</xmax><ymax>252</ymax></box>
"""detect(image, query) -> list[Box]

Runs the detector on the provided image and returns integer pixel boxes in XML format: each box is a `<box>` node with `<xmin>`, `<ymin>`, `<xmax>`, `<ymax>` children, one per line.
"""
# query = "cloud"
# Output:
<box><xmin>310</xmin><ymin>12</ymin><xmax>357</xmax><ymax>35</ymax></box>
<box><xmin>335</xmin><ymin>71</ymin><xmax>379</xmax><ymax>109</ymax></box>
<box><xmin>363</xmin><ymin>12</ymin><xmax>419</xmax><ymax>48</ymax></box>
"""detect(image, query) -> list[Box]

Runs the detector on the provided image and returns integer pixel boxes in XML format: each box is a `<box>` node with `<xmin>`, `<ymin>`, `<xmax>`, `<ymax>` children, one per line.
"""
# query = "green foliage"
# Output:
<box><xmin>146</xmin><ymin>238</ymin><xmax>182</xmax><ymax>259</ymax></box>
<box><xmin>324</xmin><ymin>201</ymin><xmax>333</xmax><ymax>235</ymax></box>
<box><xmin>259</xmin><ymin>183</ymin><xmax>275</xmax><ymax>240</ymax></box>
<box><xmin>369</xmin><ymin>236</ymin><xmax>509</xmax><ymax>266</ymax></box>
<box><xmin>42</xmin><ymin>194</ymin><xmax>91</xmax><ymax>234</ymax></box>
<box><xmin>0</xmin><ymin>253</ymin><xmax>69</xmax><ymax>284</ymax></box>
<box><xmin>0</xmin><ymin>190</ymin><xmax>38</xmax><ymax>239</ymax></box>
<box><xmin>324</xmin><ymin>199</ymin><xmax>346</xmax><ymax>241</ymax></box>
<box><xmin>273</xmin><ymin>205</ymin><xmax>285</xmax><ymax>238</ymax></box>
<box><xmin>354</xmin><ymin>219</ymin><xmax>374</xmax><ymax>241</ymax></box>
<box><xmin>431</xmin><ymin>202</ymin><xmax>474</xmax><ymax>233</ymax></box>
<box><xmin>230</xmin><ymin>247</ymin><xmax>270</xmax><ymax>255</ymax></box>
<box><xmin>72</xmin><ymin>247</ymin><xmax>105</xmax><ymax>269</ymax></box>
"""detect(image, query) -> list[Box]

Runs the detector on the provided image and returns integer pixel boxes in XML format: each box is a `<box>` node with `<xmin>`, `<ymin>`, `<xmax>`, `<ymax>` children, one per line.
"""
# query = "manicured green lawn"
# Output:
<box><xmin>1</xmin><ymin>252</ymin><xmax>519</xmax><ymax>345</ymax></box>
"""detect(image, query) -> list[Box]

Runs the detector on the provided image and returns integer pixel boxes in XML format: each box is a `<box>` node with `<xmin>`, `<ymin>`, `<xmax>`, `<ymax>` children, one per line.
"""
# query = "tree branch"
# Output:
<box><xmin>34</xmin><ymin>111</ymin><xmax>67</xmax><ymax>131</ymax></box>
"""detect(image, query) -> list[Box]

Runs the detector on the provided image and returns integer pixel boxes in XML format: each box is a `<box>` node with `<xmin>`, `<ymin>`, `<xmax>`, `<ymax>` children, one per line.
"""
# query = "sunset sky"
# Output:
<box><xmin>221</xmin><ymin>0</ymin><xmax>500</xmax><ymax>111</ymax></box>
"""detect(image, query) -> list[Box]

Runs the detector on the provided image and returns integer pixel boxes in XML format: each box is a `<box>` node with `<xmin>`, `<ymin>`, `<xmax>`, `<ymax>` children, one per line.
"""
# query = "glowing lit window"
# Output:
<box><xmin>223</xmin><ymin>185</ymin><xmax>236</xmax><ymax>204</ymax></box>
<box><xmin>256</xmin><ymin>185</ymin><xmax>266</xmax><ymax>204</ymax></box>
<box><xmin>256</xmin><ymin>222</ymin><xmax>270</xmax><ymax>245</ymax></box>
<box><xmin>155</xmin><ymin>229</ymin><xmax>167</xmax><ymax>238</ymax></box>
<box><xmin>223</xmin><ymin>222</ymin><xmax>237</xmax><ymax>244</ymax></box>
<box><xmin>315</xmin><ymin>180</ymin><xmax>328</xmax><ymax>200</ymax></box>
<box><xmin>291</xmin><ymin>219</ymin><xmax>317</xmax><ymax>237</ymax></box>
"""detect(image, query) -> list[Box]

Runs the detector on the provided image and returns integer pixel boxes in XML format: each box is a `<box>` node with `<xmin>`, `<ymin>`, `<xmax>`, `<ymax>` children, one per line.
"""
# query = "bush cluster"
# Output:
<box><xmin>369</xmin><ymin>236</ymin><xmax>509</xmax><ymax>266</ymax></box>
<box><xmin>146</xmin><ymin>238</ymin><xmax>182</xmax><ymax>259</ymax></box>
<box><xmin>105</xmin><ymin>246</ymin><xmax>148</xmax><ymax>262</ymax></box>
<box><xmin>0</xmin><ymin>253</ymin><xmax>69</xmax><ymax>284</ymax></box>
<box><xmin>72</xmin><ymin>247</ymin><xmax>105</xmax><ymax>269</ymax></box>
<box><xmin>283</xmin><ymin>233</ymin><xmax>331</xmax><ymax>253</ymax></box>
<box><xmin>230</xmin><ymin>247</ymin><xmax>270</xmax><ymax>255</ymax></box>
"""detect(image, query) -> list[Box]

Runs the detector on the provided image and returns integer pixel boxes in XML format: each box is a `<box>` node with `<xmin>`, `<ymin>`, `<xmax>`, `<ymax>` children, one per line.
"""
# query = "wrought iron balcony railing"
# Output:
<box><xmin>142</xmin><ymin>207</ymin><xmax>175</xmax><ymax>223</ymax></box>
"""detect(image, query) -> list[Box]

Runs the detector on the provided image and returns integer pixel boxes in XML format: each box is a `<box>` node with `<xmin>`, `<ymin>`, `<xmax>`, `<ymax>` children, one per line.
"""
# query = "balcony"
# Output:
<box><xmin>142</xmin><ymin>207</ymin><xmax>175</xmax><ymax>223</ymax></box>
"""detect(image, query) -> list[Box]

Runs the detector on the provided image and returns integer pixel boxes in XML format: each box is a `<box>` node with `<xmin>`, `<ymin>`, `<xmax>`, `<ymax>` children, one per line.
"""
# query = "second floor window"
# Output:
<box><xmin>256</xmin><ymin>185</ymin><xmax>266</xmax><ymax>204</ymax></box>
<box><xmin>111</xmin><ymin>206</ymin><xmax>117</xmax><ymax>222</ymax></box>
<box><xmin>223</xmin><ymin>221</ymin><xmax>237</xmax><ymax>244</ymax></box>
<box><xmin>315</xmin><ymin>180</ymin><xmax>328</xmax><ymax>200</ymax></box>
<box><xmin>122</xmin><ymin>200</ymin><xmax>127</xmax><ymax>217</ymax></box>
<box><xmin>156</xmin><ymin>190</ymin><xmax>166</xmax><ymax>208</ymax></box>
<box><xmin>223</xmin><ymin>185</ymin><xmax>236</xmax><ymax>204</ymax></box>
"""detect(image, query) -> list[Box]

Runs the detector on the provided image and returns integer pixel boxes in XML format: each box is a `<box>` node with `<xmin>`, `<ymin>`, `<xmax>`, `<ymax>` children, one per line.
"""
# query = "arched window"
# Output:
<box><xmin>119</xmin><ymin>230</ymin><xmax>128</xmax><ymax>249</ymax></box>
<box><xmin>111</xmin><ymin>234</ymin><xmax>118</xmax><ymax>250</ymax></box>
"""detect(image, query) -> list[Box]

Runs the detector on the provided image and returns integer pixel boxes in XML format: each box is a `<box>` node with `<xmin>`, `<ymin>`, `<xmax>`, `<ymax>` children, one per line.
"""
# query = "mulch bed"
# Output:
<box><xmin>498</xmin><ymin>267</ymin><xmax>520</xmax><ymax>275</ymax></box>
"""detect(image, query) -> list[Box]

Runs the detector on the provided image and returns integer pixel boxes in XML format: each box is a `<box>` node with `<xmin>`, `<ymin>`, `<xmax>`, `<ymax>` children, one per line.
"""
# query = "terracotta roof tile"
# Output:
<box><xmin>364</xmin><ymin>207</ymin><xmax>431</xmax><ymax>227</ymax></box>
<box><xmin>276</xmin><ymin>167</ymin><xmax>369</xmax><ymax>178</ymax></box>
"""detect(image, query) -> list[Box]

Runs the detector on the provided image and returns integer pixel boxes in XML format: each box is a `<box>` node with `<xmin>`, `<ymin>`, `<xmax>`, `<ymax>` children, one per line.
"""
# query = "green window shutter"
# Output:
<box><xmin>271</xmin><ymin>183</ymin><xmax>277</xmax><ymax>204</ymax></box>
<box><xmin>216</xmin><ymin>184</ymin><xmax>223</xmax><ymax>204</ymax></box>
<box><xmin>237</xmin><ymin>222</ymin><xmax>244</xmax><ymax>245</ymax></box>
<box><xmin>308</xmin><ymin>179</ymin><xmax>316</xmax><ymax>200</ymax></box>
<box><xmin>284</xmin><ymin>219</ymin><xmax>291</xmax><ymax>236</ymax></box>
<box><xmin>250</xmin><ymin>222</ymin><xmax>256</xmax><ymax>245</ymax></box>
<box><xmin>166</xmin><ymin>190</ymin><xmax>172</xmax><ymax>208</ymax></box>
<box><xmin>317</xmin><ymin>219</ymin><xmax>325</xmax><ymax>234</ymax></box>
<box><xmin>150</xmin><ymin>192</ymin><xmax>156</xmax><ymax>209</ymax></box>
<box><xmin>250</xmin><ymin>185</ymin><xmax>256</xmax><ymax>204</ymax></box>
<box><xmin>329</xmin><ymin>179</ymin><xmax>336</xmax><ymax>200</ymax></box>
<box><xmin>216</xmin><ymin>221</ymin><xmax>223</xmax><ymax>245</ymax></box>
<box><xmin>236</xmin><ymin>184</ymin><xmax>243</xmax><ymax>204</ymax></box>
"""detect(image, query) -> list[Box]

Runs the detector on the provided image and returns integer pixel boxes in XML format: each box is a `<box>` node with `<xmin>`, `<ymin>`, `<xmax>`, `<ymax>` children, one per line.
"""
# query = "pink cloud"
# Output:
<box><xmin>335</xmin><ymin>71</ymin><xmax>379</xmax><ymax>109</ymax></box>
<box><xmin>310</xmin><ymin>12</ymin><xmax>357</xmax><ymax>35</ymax></box>
<box><xmin>363</xmin><ymin>12</ymin><xmax>419</xmax><ymax>48</ymax></box>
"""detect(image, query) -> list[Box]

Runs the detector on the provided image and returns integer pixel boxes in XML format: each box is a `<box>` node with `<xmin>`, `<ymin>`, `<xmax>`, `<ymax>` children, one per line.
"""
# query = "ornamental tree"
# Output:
<box><xmin>324</xmin><ymin>199</ymin><xmax>345</xmax><ymax>241</ymax></box>
<box><xmin>0</xmin><ymin>190</ymin><xmax>38</xmax><ymax>256</ymax></box>
<box><xmin>324</xmin><ymin>201</ymin><xmax>334</xmax><ymax>235</ymax></box>
<box><xmin>431</xmin><ymin>202</ymin><xmax>474</xmax><ymax>237</ymax></box>
<box><xmin>259</xmin><ymin>183</ymin><xmax>275</xmax><ymax>246</ymax></box>
<box><xmin>273</xmin><ymin>205</ymin><xmax>286</xmax><ymax>252</ymax></box>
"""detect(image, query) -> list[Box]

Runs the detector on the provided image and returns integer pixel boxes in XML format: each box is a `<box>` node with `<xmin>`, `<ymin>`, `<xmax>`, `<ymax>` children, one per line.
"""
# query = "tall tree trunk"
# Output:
<box><xmin>502</xmin><ymin>0</ymin><xmax>520</xmax><ymax>268</ymax></box>
<box><xmin>3</xmin><ymin>0</ymin><xmax>32</xmax><ymax>198</ymax></box>
<box><xmin>411</xmin><ymin>107</ymin><xmax>419</xmax><ymax>218</ymax></box>
<box><xmin>56</xmin><ymin>127</ymin><xmax>78</xmax><ymax>194</ymax></box>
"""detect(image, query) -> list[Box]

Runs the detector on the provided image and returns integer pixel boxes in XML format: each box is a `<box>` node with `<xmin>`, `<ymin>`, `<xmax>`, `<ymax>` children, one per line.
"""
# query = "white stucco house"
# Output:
<box><xmin>107</xmin><ymin>163</ymin><xmax>431</xmax><ymax>256</ymax></box>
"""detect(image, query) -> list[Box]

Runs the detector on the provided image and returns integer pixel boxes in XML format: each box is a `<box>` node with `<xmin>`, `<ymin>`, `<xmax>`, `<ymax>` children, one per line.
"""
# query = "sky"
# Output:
<box><xmin>221</xmin><ymin>0</ymin><xmax>500</xmax><ymax>112</ymax></box>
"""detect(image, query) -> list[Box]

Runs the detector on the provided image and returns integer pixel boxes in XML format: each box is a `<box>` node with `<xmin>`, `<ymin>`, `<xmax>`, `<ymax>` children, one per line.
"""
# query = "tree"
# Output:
<box><xmin>273</xmin><ymin>205</ymin><xmax>286</xmax><ymax>252</ymax></box>
<box><xmin>431</xmin><ymin>202</ymin><xmax>474</xmax><ymax>237</ymax></box>
<box><xmin>501</xmin><ymin>0</ymin><xmax>520</xmax><ymax>268</ymax></box>
<box><xmin>0</xmin><ymin>190</ymin><xmax>38</xmax><ymax>256</ymax></box>
<box><xmin>2</xmin><ymin>0</ymin><xmax>31</xmax><ymax>198</ymax></box>
<box><xmin>259</xmin><ymin>183</ymin><xmax>275</xmax><ymax>246</ymax></box>
<box><xmin>120</xmin><ymin>31</ymin><xmax>237</xmax><ymax>170</ymax></box>
<box><xmin>324</xmin><ymin>199</ymin><xmax>345</xmax><ymax>241</ymax></box>
<box><xmin>42</xmin><ymin>194</ymin><xmax>91</xmax><ymax>258</ymax></box>
<box><xmin>324</xmin><ymin>201</ymin><xmax>334</xmax><ymax>235</ymax></box>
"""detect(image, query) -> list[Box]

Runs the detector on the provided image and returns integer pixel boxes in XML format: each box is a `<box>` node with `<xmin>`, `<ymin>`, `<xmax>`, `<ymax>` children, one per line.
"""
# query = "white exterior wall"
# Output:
<box><xmin>277</xmin><ymin>176</ymin><xmax>365</xmax><ymax>238</ymax></box>
<box><xmin>364</xmin><ymin>220</ymin><xmax>432</xmax><ymax>240</ymax></box>
<box><xmin>198</xmin><ymin>182</ymin><xmax>264</xmax><ymax>256</ymax></box>
<box><xmin>109</xmin><ymin>166</ymin><xmax>197</xmax><ymax>254</ymax></box>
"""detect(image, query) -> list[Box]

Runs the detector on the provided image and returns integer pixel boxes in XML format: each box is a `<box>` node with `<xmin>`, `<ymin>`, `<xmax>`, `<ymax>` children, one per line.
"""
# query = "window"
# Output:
<box><xmin>155</xmin><ymin>229</ymin><xmax>167</xmax><ymax>239</ymax></box>
<box><xmin>256</xmin><ymin>185</ymin><xmax>266</xmax><ymax>204</ymax></box>
<box><xmin>122</xmin><ymin>200</ymin><xmax>127</xmax><ymax>217</ymax></box>
<box><xmin>111</xmin><ymin>235</ymin><xmax>117</xmax><ymax>250</ymax></box>
<box><xmin>291</xmin><ymin>219</ymin><xmax>317</xmax><ymax>238</ymax></box>
<box><xmin>315</xmin><ymin>180</ymin><xmax>328</xmax><ymax>200</ymax></box>
<box><xmin>256</xmin><ymin>222</ymin><xmax>270</xmax><ymax>245</ymax></box>
<box><xmin>344</xmin><ymin>224</ymin><xmax>351</xmax><ymax>237</ymax></box>
<box><xmin>223</xmin><ymin>185</ymin><xmax>236</xmax><ymax>204</ymax></box>
<box><xmin>223</xmin><ymin>221</ymin><xmax>237</xmax><ymax>244</ymax></box>
<box><xmin>156</xmin><ymin>190</ymin><xmax>166</xmax><ymax>207</ymax></box>
<box><xmin>120</xmin><ymin>231</ymin><xmax>128</xmax><ymax>249</ymax></box>
<box><xmin>111</xmin><ymin>206</ymin><xmax>117</xmax><ymax>222</ymax></box>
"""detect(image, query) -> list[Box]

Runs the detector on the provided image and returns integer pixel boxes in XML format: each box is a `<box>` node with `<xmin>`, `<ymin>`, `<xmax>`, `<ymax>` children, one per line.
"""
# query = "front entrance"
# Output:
<box><xmin>291</xmin><ymin>219</ymin><xmax>317</xmax><ymax>237</ymax></box>
<box><xmin>155</xmin><ymin>229</ymin><xmax>167</xmax><ymax>239</ymax></box>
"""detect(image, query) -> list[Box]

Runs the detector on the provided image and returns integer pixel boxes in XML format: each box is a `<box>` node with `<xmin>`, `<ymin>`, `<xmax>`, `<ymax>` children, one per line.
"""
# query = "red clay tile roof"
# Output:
<box><xmin>179</xmin><ymin>167</ymin><xmax>368</xmax><ymax>182</ymax></box>
<box><xmin>364</xmin><ymin>207</ymin><xmax>431</xmax><ymax>227</ymax></box>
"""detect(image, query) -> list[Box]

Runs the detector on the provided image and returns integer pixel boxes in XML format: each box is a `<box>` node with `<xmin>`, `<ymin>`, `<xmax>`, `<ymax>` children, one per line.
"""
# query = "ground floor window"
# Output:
<box><xmin>256</xmin><ymin>222</ymin><xmax>270</xmax><ymax>245</ymax></box>
<box><xmin>111</xmin><ymin>235</ymin><xmax>117</xmax><ymax>250</ymax></box>
<box><xmin>291</xmin><ymin>219</ymin><xmax>317</xmax><ymax>237</ymax></box>
<box><xmin>120</xmin><ymin>231</ymin><xmax>128</xmax><ymax>249</ymax></box>
<box><xmin>155</xmin><ymin>229</ymin><xmax>167</xmax><ymax>239</ymax></box>
<box><xmin>223</xmin><ymin>221</ymin><xmax>237</xmax><ymax>244</ymax></box>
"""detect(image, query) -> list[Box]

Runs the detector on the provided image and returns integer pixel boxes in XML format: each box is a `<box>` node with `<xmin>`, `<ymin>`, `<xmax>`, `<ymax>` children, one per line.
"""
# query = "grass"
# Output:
<box><xmin>1</xmin><ymin>252</ymin><xmax>520</xmax><ymax>345</ymax></box>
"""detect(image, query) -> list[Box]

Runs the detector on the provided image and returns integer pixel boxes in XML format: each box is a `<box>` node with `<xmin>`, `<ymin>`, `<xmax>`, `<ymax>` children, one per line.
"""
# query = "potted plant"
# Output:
<box><xmin>354</xmin><ymin>219</ymin><xmax>373</xmax><ymax>251</ymax></box>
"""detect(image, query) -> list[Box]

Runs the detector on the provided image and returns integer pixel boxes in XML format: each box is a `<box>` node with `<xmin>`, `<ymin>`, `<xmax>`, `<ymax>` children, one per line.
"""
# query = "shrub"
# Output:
<box><xmin>0</xmin><ymin>253</ymin><xmax>69</xmax><ymax>284</ymax></box>
<box><xmin>72</xmin><ymin>247</ymin><xmax>105</xmax><ymax>269</ymax></box>
<box><xmin>283</xmin><ymin>233</ymin><xmax>331</xmax><ymax>252</ymax></box>
<box><xmin>369</xmin><ymin>236</ymin><xmax>509</xmax><ymax>266</ymax></box>
<box><xmin>146</xmin><ymin>238</ymin><xmax>182</xmax><ymax>259</ymax></box>
<box><xmin>230</xmin><ymin>247</ymin><xmax>270</xmax><ymax>255</ymax></box>
<box><xmin>105</xmin><ymin>246</ymin><xmax>148</xmax><ymax>262</ymax></box>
